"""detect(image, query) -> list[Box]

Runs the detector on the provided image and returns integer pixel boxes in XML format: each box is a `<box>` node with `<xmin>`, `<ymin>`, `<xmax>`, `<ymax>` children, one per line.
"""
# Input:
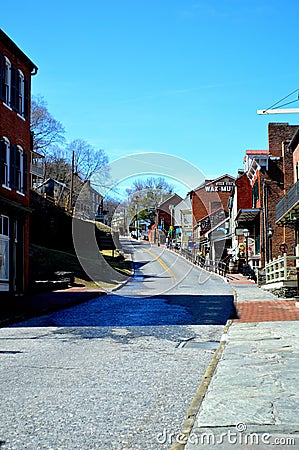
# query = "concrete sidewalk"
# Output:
<box><xmin>173</xmin><ymin>277</ymin><xmax>299</xmax><ymax>449</ymax></box>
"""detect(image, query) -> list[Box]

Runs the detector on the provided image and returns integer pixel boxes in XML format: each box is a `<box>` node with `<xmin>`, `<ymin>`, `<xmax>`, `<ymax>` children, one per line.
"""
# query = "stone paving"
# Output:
<box><xmin>173</xmin><ymin>275</ymin><xmax>299</xmax><ymax>450</ymax></box>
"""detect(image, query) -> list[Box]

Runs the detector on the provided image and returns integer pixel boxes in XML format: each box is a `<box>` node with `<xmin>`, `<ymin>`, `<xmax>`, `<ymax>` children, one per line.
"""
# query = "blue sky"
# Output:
<box><xmin>2</xmin><ymin>0</ymin><xmax>299</xmax><ymax>196</ymax></box>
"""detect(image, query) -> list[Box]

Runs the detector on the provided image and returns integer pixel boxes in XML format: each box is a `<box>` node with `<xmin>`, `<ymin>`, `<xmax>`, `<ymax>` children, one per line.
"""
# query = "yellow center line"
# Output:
<box><xmin>143</xmin><ymin>248</ymin><xmax>177</xmax><ymax>283</ymax></box>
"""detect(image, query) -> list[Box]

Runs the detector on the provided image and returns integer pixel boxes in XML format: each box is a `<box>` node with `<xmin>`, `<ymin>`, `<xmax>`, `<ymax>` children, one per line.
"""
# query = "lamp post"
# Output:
<box><xmin>169</xmin><ymin>204</ymin><xmax>174</xmax><ymax>248</ymax></box>
<box><xmin>267</xmin><ymin>225</ymin><xmax>274</xmax><ymax>261</ymax></box>
<box><xmin>243</xmin><ymin>228</ymin><xmax>250</xmax><ymax>265</ymax></box>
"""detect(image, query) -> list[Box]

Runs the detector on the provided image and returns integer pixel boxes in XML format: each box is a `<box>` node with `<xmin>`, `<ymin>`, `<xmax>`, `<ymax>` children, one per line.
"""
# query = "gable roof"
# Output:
<box><xmin>157</xmin><ymin>193</ymin><xmax>183</xmax><ymax>209</ymax></box>
<box><xmin>192</xmin><ymin>174</ymin><xmax>236</xmax><ymax>192</ymax></box>
<box><xmin>0</xmin><ymin>29</ymin><xmax>38</xmax><ymax>74</ymax></box>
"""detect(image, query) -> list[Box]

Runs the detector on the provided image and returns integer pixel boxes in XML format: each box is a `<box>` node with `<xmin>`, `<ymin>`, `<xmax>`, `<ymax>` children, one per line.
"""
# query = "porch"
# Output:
<box><xmin>263</xmin><ymin>254</ymin><xmax>299</xmax><ymax>292</ymax></box>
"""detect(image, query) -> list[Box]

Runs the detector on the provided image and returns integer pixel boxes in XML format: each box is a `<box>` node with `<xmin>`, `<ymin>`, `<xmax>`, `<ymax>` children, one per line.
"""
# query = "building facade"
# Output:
<box><xmin>0</xmin><ymin>29</ymin><xmax>37</xmax><ymax>294</ymax></box>
<box><xmin>190</xmin><ymin>174</ymin><xmax>235</xmax><ymax>260</ymax></box>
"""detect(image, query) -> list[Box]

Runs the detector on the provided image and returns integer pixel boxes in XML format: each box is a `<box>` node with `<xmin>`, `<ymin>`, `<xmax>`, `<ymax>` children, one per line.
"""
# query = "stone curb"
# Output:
<box><xmin>170</xmin><ymin>319</ymin><xmax>233</xmax><ymax>450</ymax></box>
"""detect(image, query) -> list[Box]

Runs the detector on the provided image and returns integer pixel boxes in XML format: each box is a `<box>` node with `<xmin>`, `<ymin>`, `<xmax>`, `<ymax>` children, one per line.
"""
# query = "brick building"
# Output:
<box><xmin>276</xmin><ymin>126</ymin><xmax>299</xmax><ymax>261</ymax></box>
<box><xmin>232</xmin><ymin>123</ymin><xmax>298</xmax><ymax>269</ymax></box>
<box><xmin>153</xmin><ymin>193</ymin><xmax>182</xmax><ymax>244</ymax></box>
<box><xmin>189</xmin><ymin>174</ymin><xmax>235</xmax><ymax>260</ymax></box>
<box><xmin>0</xmin><ymin>29</ymin><xmax>38</xmax><ymax>294</ymax></box>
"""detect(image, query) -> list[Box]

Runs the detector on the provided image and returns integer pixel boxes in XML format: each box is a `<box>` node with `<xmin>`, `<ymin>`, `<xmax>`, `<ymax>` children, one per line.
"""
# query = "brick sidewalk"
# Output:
<box><xmin>226</xmin><ymin>272</ymin><xmax>299</xmax><ymax>322</ymax></box>
<box><xmin>234</xmin><ymin>299</ymin><xmax>299</xmax><ymax>322</ymax></box>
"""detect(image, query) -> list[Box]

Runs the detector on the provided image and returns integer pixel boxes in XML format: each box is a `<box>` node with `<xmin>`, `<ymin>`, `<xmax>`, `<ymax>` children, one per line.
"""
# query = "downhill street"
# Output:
<box><xmin>0</xmin><ymin>240</ymin><xmax>234</xmax><ymax>449</ymax></box>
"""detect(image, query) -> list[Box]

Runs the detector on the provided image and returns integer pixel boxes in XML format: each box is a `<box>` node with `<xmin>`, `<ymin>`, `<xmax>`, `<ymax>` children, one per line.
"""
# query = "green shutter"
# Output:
<box><xmin>24</xmin><ymin>77</ymin><xmax>29</xmax><ymax>120</ymax></box>
<box><xmin>23</xmin><ymin>152</ymin><xmax>28</xmax><ymax>194</ymax></box>
<box><xmin>10</xmin><ymin>145</ymin><xmax>18</xmax><ymax>189</ymax></box>
<box><xmin>0</xmin><ymin>54</ymin><xmax>5</xmax><ymax>102</ymax></box>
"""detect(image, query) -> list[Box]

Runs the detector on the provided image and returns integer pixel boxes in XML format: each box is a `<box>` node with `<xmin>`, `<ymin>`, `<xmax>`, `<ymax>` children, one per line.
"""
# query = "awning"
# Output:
<box><xmin>236</xmin><ymin>208</ymin><xmax>260</xmax><ymax>223</ymax></box>
<box><xmin>203</xmin><ymin>217</ymin><xmax>229</xmax><ymax>237</ymax></box>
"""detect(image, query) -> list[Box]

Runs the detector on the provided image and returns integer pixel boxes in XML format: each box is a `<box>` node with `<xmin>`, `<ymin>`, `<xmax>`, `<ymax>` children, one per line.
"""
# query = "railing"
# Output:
<box><xmin>30</xmin><ymin>161</ymin><xmax>45</xmax><ymax>177</ymax></box>
<box><xmin>179</xmin><ymin>248</ymin><xmax>227</xmax><ymax>276</ymax></box>
<box><xmin>265</xmin><ymin>253</ymin><xmax>299</xmax><ymax>284</ymax></box>
<box><xmin>276</xmin><ymin>179</ymin><xmax>299</xmax><ymax>222</ymax></box>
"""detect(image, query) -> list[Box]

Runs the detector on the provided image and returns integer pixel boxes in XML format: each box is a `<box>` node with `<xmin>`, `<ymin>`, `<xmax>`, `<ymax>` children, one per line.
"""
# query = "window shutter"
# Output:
<box><xmin>0</xmin><ymin>55</ymin><xmax>5</xmax><ymax>102</ymax></box>
<box><xmin>24</xmin><ymin>76</ymin><xmax>29</xmax><ymax>119</ymax></box>
<box><xmin>10</xmin><ymin>144</ymin><xmax>18</xmax><ymax>189</ymax></box>
<box><xmin>10</xmin><ymin>66</ymin><xmax>19</xmax><ymax>112</ymax></box>
<box><xmin>23</xmin><ymin>151</ymin><xmax>28</xmax><ymax>194</ymax></box>
<box><xmin>0</xmin><ymin>139</ymin><xmax>6</xmax><ymax>184</ymax></box>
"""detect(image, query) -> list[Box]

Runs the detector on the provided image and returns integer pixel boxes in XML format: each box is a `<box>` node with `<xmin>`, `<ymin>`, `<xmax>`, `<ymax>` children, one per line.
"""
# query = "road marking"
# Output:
<box><xmin>143</xmin><ymin>248</ymin><xmax>177</xmax><ymax>283</ymax></box>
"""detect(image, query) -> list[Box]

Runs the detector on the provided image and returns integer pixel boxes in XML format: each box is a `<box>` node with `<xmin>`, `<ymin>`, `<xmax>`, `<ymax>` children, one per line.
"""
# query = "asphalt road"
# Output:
<box><xmin>0</xmin><ymin>241</ymin><xmax>235</xmax><ymax>449</ymax></box>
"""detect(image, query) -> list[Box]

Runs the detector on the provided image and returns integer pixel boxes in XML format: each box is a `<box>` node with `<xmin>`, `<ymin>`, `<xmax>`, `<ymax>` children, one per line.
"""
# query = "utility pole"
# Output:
<box><xmin>69</xmin><ymin>150</ymin><xmax>75</xmax><ymax>214</ymax></box>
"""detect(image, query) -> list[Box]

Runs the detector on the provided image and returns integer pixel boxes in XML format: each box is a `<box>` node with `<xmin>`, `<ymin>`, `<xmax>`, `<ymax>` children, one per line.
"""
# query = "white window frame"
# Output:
<box><xmin>16</xmin><ymin>146</ymin><xmax>24</xmax><ymax>195</ymax></box>
<box><xmin>17</xmin><ymin>69</ymin><xmax>25</xmax><ymax>118</ymax></box>
<box><xmin>1</xmin><ymin>137</ymin><xmax>11</xmax><ymax>189</ymax></box>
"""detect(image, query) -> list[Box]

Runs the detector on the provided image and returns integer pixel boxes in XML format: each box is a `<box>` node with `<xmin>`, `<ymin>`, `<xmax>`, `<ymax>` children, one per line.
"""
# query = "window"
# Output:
<box><xmin>0</xmin><ymin>53</ymin><xmax>29</xmax><ymax>119</ymax></box>
<box><xmin>17</xmin><ymin>69</ymin><xmax>25</xmax><ymax>116</ymax></box>
<box><xmin>0</xmin><ymin>56</ymin><xmax>12</xmax><ymax>106</ymax></box>
<box><xmin>16</xmin><ymin>146</ymin><xmax>28</xmax><ymax>194</ymax></box>
<box><xmin>4</xmin><ymin>57</ymin><xmax>11</xmax><ymax>106</ymax></box>
<box><xmin>0</xmin><ymin>215</ymin><xmax>9</xmax><ymax>282</ymax></box>
<box><xmin>0</xmin><ymin>139</ymin><xmax>28</xmax><ymax>194</ymax></box>
<box><xmin>252</xmin><ymin>180</ymin><xmax>259</xmax><ymax>208</ymax></box>
<box><xmin>0</xmin><ymin>215</ymin><xmax>9</xmax><ymax>236</ymax></box>
<box><xmin>0</xmin><ymin>137</ymin><xmax>10</xmax><ymax>188</ymax></box>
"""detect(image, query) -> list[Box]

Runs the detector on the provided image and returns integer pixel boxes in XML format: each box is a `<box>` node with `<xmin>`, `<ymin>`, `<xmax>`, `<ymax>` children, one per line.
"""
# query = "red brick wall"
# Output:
<box><xmin>261</xmin><ymin>124</ymin><xmax>298</xmax><ymax>262</ymax></box>
<box><xmin>0</xmin><ymin>33</ymin><xmax>36</xmax><ymax>293</ymax></box>
<box><xmin>192</xmin><ymin>176</ymin><xmax>235</xmax><ymax>226</ymax></box>
<box><xmin>268</xmin><ymin>123</ymin><xmax>299</xmax><ymax>157</ymax></box>
<box><xmin>0</xmin><ymin>41</ymin><xmax>32</xmax><ymax>207</ymax></box>
<box><xmin>293</xmin><ymin>144</ymin><xmax>299</xmax><ymax>182</ymax></box>
<box><xmin>236</xmin><ymin>173</ymin><xmax>252</xmax><ymax>209</ymax></box>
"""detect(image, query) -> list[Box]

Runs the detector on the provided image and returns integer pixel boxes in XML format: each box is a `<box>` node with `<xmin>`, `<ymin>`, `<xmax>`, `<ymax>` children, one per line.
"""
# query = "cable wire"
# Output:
<box><xmin>264</xmin><ymin>87</ymin><xmax>299</xmax><ymax>112</ymax></box>
<box><xmin>272</xmin><ymin>98</ymin><xmax>299</xmax><ymax>109</ymax></box>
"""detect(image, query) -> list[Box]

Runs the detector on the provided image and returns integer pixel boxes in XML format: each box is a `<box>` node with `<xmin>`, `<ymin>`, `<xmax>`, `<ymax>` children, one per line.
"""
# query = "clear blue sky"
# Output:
<box><xmin>3</xmin><ymin>0</ymin><xmax>299</xmax><ymax>189</ymax></box>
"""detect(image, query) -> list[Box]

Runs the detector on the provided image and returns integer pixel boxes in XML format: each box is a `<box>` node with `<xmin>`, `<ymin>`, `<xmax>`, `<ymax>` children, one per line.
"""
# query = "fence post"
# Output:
<box><xmin>283</xmin><ymin>253</ymin><xmax>287</xmax><ymax>281</ymax></box>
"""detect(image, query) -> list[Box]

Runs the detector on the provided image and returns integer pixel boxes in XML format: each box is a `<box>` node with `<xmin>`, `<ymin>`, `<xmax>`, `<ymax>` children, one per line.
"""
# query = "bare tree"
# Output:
<box><xmin>125</xmin><ymin>177</ymin><xmax>174</xmax><ymax>223</ymax></box>
<box><xmin>45</xmin><ymin>146</ymin><xmax>71</xmax><ymax>184</ymax></box>
<box><xmin>31</xmin><ymin>95</ymin><xmax>65</xmax><ymax>155</ymax></box>
<box><xmin>66</xmin><ymin>139</ymin><xmax>109</xmax><ymax>182</ymax></box>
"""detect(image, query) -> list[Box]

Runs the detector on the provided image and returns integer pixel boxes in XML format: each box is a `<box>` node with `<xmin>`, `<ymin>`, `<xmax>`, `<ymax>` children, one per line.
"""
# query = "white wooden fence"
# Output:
<box><xmin>265</xmin><ymin>253</ymin><xmax>299</xmax><ymax>285</ymax></box>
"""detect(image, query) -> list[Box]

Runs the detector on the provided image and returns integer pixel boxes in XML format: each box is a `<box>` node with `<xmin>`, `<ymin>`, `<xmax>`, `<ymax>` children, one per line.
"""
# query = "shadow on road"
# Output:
<box><xmin>7</xmin><ymin>292</ymin><xmax>236</xmax><ymax>327</ymax></box>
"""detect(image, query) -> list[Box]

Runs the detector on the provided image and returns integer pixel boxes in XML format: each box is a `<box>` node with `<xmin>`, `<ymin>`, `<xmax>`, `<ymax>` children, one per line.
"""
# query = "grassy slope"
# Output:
<box><xmin>30</xmin><ymin>244</ymin><xmax>132</xmax><ymax>289</ymax></box>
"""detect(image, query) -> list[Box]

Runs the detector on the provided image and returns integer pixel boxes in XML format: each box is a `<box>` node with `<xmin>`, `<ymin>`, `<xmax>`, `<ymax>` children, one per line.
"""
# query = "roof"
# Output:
<box><xmin>192</xmin><ymin>174</ymin><xmax>236</xmax><ymax>192</ymax></box>
<box><xmin>236</xmin><ymin>208</ymin><xmax>260</xmax><ymax>223</ymax></box>
<box><xmin>36</xmin><ymin>178</ymin><xmax>69</xmax><ymax>189</ymax></box>
<box><xmin>203</xmin><ymin>217</ymin><xmax>229</xmax><ymax>237</ymax></box>
<box><xmin>245</xmin><ymin>150</ymin><xmax>269</xmax><ymax>155</ymax></box>
<box><xmin>157</xmin><ymin>193</ymin><xmax>183</xmax><ymax>208</ymax></box>
<box><xmin>0</xmin><ymin>29</ymin><xmax>38</xmax><ymax>74</ymax></box>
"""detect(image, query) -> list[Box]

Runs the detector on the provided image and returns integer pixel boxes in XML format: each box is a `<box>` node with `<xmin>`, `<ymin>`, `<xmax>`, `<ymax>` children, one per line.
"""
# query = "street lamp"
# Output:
<box><xmin>243</xmin><ymin>228</ymin><xmax>250</xmax><ymax>264</ymax></box>
<box><xmin>267</xmin><ymin>225</ymin><xmax>274</xmax><ymax>261</ymax></box>
<box><xmin>135</xmin><ymin>195</ymin><xmax>139</xmax><ymax>239</ymax></box>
